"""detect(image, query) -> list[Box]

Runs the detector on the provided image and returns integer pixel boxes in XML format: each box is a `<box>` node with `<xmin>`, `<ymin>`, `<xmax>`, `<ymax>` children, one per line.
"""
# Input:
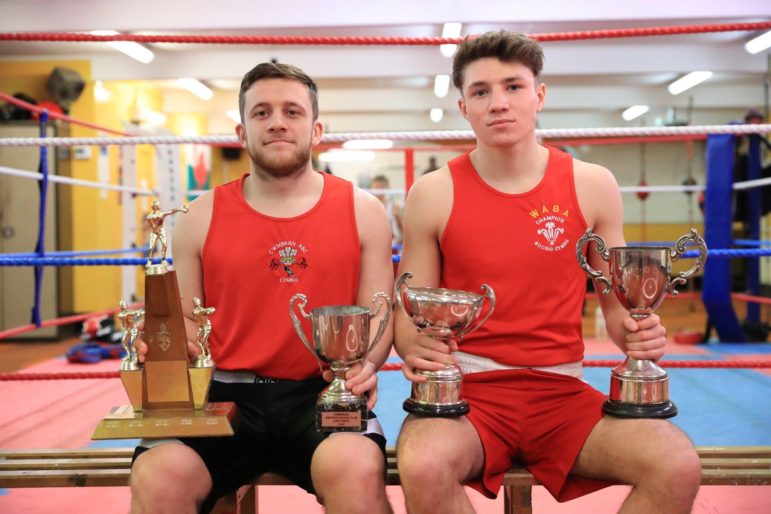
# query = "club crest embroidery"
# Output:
<box><xmin>529</xmin><ymin>203</ymin><xmax>570</xmax><ymax>253</ymax></box>
<box><xmin>268</xmin><ymin>240</ymin><xmax>309</xmax><ymax>283</ymax></box>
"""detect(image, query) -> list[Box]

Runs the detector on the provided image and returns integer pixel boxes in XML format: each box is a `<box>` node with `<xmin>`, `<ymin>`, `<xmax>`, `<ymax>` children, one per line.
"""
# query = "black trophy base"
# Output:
<box><xmin>602</xmin><ymin>399</ymin><xmax>678</xmax><ymax>419</ymax></box>
<box><xmin>403</xmin><ymin>398</ymin><xmax>470</xmax><ymax>417</ymax></box>
<box><xmin>316</xmin><ymin>402</ymin><xmax>368</xmax><ymax>433</ymax></box>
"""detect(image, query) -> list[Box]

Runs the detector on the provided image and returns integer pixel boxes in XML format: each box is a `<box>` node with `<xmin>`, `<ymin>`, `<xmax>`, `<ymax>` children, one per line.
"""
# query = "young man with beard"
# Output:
<box><xmin>130</xmin><ymin>62</ymin><xmax>394</xmax><ymax>514</ymax></box>
<box><xmin>394</xmin><ymin>32</ymin><xmax>701</xmax><ymax>514</ymax></box>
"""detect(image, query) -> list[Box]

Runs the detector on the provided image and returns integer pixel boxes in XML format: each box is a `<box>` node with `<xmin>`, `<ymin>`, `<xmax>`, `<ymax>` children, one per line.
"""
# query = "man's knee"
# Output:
<box><xmin>131</xmin><ymin>444</ymin><xmax>211</xmax><ymax>506</ymax></box>
<box><xmin>397</xmin><ymin>441</ymin><xmax>446</xmax><ymax>487</ymax></box>
<box><xmin>313</xmin><ymin>437</ymin><xmax>385</xmax><ymax>494</ymax></box>
<box><xmin>655</xmin><ymin>434</ymin><xmax>701</xmax><ymax>495</ymax></box>
<box><xmin>636</xmin><ymin>424</ymin><xmax>701</xmax><ymax>498</ymax></box>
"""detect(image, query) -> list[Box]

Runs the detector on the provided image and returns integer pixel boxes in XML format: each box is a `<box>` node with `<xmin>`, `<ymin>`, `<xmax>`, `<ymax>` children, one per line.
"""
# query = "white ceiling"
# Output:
<box><xmin>1</xmin><ymin>0</ymin><xmax>770</xmax><ymax>134</ymax></box>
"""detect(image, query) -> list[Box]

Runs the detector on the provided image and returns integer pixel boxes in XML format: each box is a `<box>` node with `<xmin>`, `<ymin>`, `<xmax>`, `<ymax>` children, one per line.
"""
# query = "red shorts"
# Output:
<box><xmin>463</xmin><ymin>368</ymin><xmax>613</xmax><ymax>502</ymax></box>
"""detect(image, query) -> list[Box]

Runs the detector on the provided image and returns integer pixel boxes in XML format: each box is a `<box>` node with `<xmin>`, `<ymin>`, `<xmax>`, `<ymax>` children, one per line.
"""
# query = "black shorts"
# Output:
<box><xmin>133</xmin><ymin>377</ymin><xmax>386</xmax><ymax>514</ymax></box>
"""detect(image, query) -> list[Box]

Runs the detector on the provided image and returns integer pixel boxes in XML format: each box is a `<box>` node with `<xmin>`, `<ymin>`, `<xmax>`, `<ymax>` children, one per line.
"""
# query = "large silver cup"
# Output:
<box><xmin>576</xmin><ymin>228</ymin><xmax>707</xmax><ymax>418</ymax></box>
<box><xmin>395</xmin><ymin>272</ymin><xmax>495</xmax><ymax>417</ymax></box>
<box><xmin>289</xmin><ymin>293</ymin><xmax>391</xmax><ymax>432</ymax></box>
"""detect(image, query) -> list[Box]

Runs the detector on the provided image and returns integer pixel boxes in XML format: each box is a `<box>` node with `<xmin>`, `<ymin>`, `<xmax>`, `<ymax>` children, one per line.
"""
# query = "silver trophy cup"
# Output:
<box><xmin>395</xmin><ymin>272</ymin><xmax>495</xmax><ymax>417</ymax></box>
<box><xmin>289</xmin><ymin>293</ymin><xmax>391</xmax><ymax>432</ymax></box>
<box><xmin>576</xmin><ymin>228</ymin><xmax>707</xmax><ymax>418</ymax></box>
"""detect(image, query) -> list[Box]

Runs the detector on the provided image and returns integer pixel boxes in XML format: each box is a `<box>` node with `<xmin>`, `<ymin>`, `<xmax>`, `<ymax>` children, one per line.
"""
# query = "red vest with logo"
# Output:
<box><xmin>440</xmin><ymin>147</ymin><xmax>589</xmax><ymax>366</ymax></box>
<box><xmin>201</xmin><ymin>172</ymin><xmax>360</xmax><ymax>379</ymax></box>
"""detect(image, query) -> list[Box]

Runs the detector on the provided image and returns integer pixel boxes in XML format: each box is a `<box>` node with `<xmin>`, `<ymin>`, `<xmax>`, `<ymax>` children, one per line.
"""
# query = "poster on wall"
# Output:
<box><xmin>185</xmin><ymin>144</ymin><xmax>211</xmax><ymax>201</ymax></box>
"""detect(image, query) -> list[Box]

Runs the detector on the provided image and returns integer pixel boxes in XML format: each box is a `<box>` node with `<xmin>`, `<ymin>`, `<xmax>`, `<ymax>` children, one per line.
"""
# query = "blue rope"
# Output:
<box><xmin>683</xmin><ymin>248</ymin><xmax>771</xmax><ymax>258</ymax></box>
<box><xmin>734</xmin><ymin>239</ymin><xmax>771</xmax><ymax>247</ymax></box>
<box><xmin>0</xmin><ymin>251</ymin><xmax>764</xmax><ymax>267</ymax></box>
<box><xmin>0</xmin><ymin>258</ymin><xmax>169</xmax><ymax>267</ymax></box>
<box><xmin>31</xmin><ymin>111</ymin><xmax>49</xmax><ymax>328</ymax></box>
<box><xmin>0</xmin><ymin>247</ymin><xmax>147</xmax><ymax>258</ymax></box>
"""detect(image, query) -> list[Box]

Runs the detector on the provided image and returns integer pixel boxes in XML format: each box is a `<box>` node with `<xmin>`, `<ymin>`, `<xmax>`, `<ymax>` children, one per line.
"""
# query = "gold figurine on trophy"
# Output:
<box><xmin>93</xmin><ymin>200</ymin><xmax>235</xmax><ymax>440</ymax></box>
<box><xmin>146</xmin><ymin>200</ymin><xmax>188</xmax><ymax>269</ymax></box>
<box><xmin>192</xmin><ymin>297</ymin><xmax>215</xmax><ymax>368</ymax></box>
<box><xmin>117</xmin><ymin>300</ymin><xmax>144</xmax><ymax>371</ymax></box>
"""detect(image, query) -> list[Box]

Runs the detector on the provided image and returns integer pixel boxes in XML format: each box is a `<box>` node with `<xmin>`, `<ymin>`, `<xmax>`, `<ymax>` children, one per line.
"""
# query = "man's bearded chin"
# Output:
<box><xmin>248</xmin><ymin>143</ymin><xmax>312</xmax><ymax>179</ymax></box>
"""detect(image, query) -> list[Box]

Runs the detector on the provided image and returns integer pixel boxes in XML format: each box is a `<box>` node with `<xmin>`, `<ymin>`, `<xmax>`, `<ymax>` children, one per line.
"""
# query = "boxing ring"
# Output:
<box><xmin>1</xmin><ymin>20</ymin><xmax>771</xmax><ymax>514</ymax></box>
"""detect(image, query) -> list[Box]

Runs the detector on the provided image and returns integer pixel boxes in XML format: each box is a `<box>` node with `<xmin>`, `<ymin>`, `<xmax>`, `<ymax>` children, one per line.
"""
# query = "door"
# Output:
<box><xmin>0</xmin><ymin>123</ymin><xmax>58</xmax><ymax>338</ymax></box>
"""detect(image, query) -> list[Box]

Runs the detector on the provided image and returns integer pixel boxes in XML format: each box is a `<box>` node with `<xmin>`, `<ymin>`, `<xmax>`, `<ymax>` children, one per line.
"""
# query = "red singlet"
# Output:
<box><xmin>440</xmin><ymin>146</ymin><xmax>590</xmax><ymax>366</ymax></box>
<box><xmin>202</xmin><ymin>172</ymin><xmax>360</xmax><ymax>379</ymax></box>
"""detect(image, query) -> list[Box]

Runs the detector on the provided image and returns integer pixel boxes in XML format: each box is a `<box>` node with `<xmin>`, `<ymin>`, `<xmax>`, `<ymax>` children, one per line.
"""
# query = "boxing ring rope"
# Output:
<box><xmin>0</xmin><ymin>302</ymin><xmax>142</xmax><ymax>340</ymax></box>
<box><xmin>2</xmin><ymin>20</ymin><xmax>770</xmax><ymax>45</ymax></box>
<box><xmin>0</xmin><ymin>248</ymin><xmax>769</xmax><ymax>269</ymax></box>
<box><xmin>0</xmin><ymin>92</ymin><xmax>131</xmax><ymax>137</ymax></box>
<box><xmin>2</xmin><ymin>124</ymin><xmax>770</xmax><ymax>148</ymax></box>
<box><xmin>2</xmin><ymin>358</ymin><xmax>771</xmax><ymax>382</ymax></box>
<box><xmin>0</xmin><ymin>164</ymin><xmax>156</xmax><ymax>195</ymax></box>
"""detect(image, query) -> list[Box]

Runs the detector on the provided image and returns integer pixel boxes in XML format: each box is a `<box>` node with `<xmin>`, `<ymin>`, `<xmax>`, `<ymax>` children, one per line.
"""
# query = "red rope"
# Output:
<box><xmin>4</xmin><ymin>359</ymin><xmax>767</xmax><ymax>380</ymax></box>
<box><xmin>1</xmin><ymin>22</ymin><xmax>769</xmax><ymax>46</ymax></box>
<box><xmin>381</xmin><ymin>360</ymin><xmax>771</xmax><ymax>371</ymax></box>
<box><xmin>0</xmin><ymin>92</ymin><xmax>131</xmax><ymax>137</ymax></box>
<box><xmin>0</xmin><ymin>371</ymin><xmax>120</xmax><ymax>381</ymax></box>
<box><xmin>731</xmin><ymin>293</ymin><xmax>771</xmax><ymax>306</ymax></box>
<box><xmin>582</xmin><ymin>360</ymin><xmax>771</xmax><ymax>368</ymax></box>
<box><xmin>0</xmin><ymin>302</ymin><xmax>142</xmax><ymax>340</ymax></box>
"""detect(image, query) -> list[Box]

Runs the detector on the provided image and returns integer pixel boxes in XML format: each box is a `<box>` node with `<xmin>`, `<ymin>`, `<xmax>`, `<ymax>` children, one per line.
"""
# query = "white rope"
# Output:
<box><xmin>361</xmin><ymin>188</ymin><xmax>404</xmax><ymax>196</ymax></box>
<box><xmin>0</xmin><ymin>165</ymin><xmax>156</xmax><ymax>196</ymax></box>
<box><xmin>619</xmin><ymin>184</ymin><xmax>705</xmax><ymax>193</ymax></box>
<box><xmin>733</xmin><ymin>176</ymin><xmax>771</xmax><ymax>190</ymax></box>
<box><xmin>0</xmin><ymin>124</ymin><xmax>768</xmax><ymax>147</ymax></box>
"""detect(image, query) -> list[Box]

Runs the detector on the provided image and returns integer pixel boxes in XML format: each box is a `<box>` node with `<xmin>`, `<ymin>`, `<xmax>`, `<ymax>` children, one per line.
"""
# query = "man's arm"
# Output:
<box><xmin>343</xmin><ymin>187</ymin><xmax>395</xmax><ymax>406</ymax></box>
<box><xmin>393</xmin><ymin>169</ymin><xmax>458</xmax><ymax>382</ymax></box>
<box><xmin>172</xmin><ymin>194</ymin><xmax>213</xmax><ymax>358</ymax></box>
<box><xmin>574</xmin><ymin>160</ymin><xmax>667</xmax><ymax>360</ymax></box>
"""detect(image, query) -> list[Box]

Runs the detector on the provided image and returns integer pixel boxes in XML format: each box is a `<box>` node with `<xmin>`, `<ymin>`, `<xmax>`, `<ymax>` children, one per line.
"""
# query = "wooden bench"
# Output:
<box><xmin>1</xmin><ymin>446</ymin><xmax>769</xmax><ymax>514</ymax></box>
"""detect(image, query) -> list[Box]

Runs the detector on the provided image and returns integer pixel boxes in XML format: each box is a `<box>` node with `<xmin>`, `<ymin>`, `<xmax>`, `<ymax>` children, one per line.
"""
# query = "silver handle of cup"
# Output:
<box><xmin>459</xmin><ymin>284</ymin><xmax>496</xmax><ymax>337</ymax></box>
<box><xmin>576</xmin><ymin>228</ymin><xmax>612</xmax><ymax>295</ymax></box>
<box><xmin>394</xmin><ymin>272</ymin><xmax>413</xmax><ymax>319</ymax></box>
<box><xmin>365</xmin><ymin>292</ymin><xmax>392</xmax><ymax>360</ymax></box>
<box><xmin>667</xmin><ymin>229</ymin><xmax>708</xmax><ymax>295</ymax></box>
<box><xmin>289</xmin><ymin>293</ymin><xmax>316</xmax><ymax>357</ymax></box>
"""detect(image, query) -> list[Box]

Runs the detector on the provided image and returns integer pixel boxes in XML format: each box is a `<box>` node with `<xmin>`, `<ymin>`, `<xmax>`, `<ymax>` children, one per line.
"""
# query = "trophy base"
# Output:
<box><xmin>92</xmin><ymin>401</ymin><xmax>237</xmax><ymax>439</ymax></box>
<box><xmin>602</xmin><ymin>399</ymin><xmax>678</xmax><ymax>419</ymax></box>
<box><xmin>403</xmin><ymin>398</ymin><xmax>470</xmax><ymax>417</ymax></box>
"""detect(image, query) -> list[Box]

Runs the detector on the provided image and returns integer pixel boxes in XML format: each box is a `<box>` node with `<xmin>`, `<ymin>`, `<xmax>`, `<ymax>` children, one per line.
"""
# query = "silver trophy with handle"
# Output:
<box><xmin>576</xmin><ymin>228</ymin><xmax>707</xmax><ymax>418</ymax></box>
<box><xmin>289</xmin><ymin>293</ymin><xmax>391</xmax><ymax>432</ymax></box>
<box><xmin>395</xmin><ymin>272</ymin><xmax>495</xmax><ymax>417</ymax></box>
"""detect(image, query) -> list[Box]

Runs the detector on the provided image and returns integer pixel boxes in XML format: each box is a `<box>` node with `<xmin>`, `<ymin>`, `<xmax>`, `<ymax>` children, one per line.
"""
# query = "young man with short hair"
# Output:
<box><xmin>130</xmin><ymin>62</ymin><xmax>394</xmax><ymax>514</ymax></box>
<box><xmin>395</xmin><ymin>31</ymin><xmax>701</xmax><ymax>514</ymax></box>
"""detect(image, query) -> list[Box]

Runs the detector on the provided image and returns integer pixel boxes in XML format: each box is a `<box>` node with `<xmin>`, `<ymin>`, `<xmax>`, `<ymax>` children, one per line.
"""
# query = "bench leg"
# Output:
<box><xmin>211</xmin><ymin>485</ymin><xmax>256</xmax><ymax>514</ymax></box>
<box><xmin>237</xmin><ymin>485</ymin><xmax>257</xmax><ymax>514</ymax></box>
<box><xmin>503</xmin><ymin>484</ymin><xmax>532</xmax><ymax>514</ymax></box>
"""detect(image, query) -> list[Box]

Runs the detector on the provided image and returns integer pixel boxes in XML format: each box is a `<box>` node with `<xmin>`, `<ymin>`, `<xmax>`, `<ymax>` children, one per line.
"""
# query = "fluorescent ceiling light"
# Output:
<box><xmin>434</xmin><ymin>74</ymin><xmax>450</xmax><ymax>98</ymax></box>
<box><xmin>318</xmin><ymin>150</ymin><xmax>375</xmax><ymax>163</ymax></box>
<box><xmin>668</xmin><ymin>71</ymin><xmax>712</xmax><ymax>95</ymax></box>
<box><xmin>144</xmin><ymin>110</ymin><xmax>167</xmax><ymax>126</ymax></box>
<box><xmin>745</xmin><ymin>30</ymin><xmax>771</xmax><ymax>54</ymax></box>
<box><xmin>177</xmin><ymin>78</ymin><xmax>214</xmax><ymax>101</ymax></box>
<box><xmin>430</xmin><ymin>107</ymin><xmax>444</xmax><ymax>123</ymax></box>
<box><xmin>622</xmin><ymin>105</ymin><xmax>649</xmax><ymax>121</ymax></box>
<box><xmin>226</xmin><ymin>110</ymin><xmax>241</xmax><ymax>123</ymax></box>
<box><xmin>90</xmin><ymin>30</ymin><xmax>154</xmax><ymax>64</ymax></box>
<box><xmin>440</xmin><ymin>22</ymin><xmax>462</xmax><ymax>58</ymax></box>
<box><xmin>94</xmin><ymin>80</ymin><xmax>111</xmax><ymax>102</ymax></box>
<box><xmin>342</xmin><ymin>139</ymin><xmax>394</xmax><ymax>150</ymax></box>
